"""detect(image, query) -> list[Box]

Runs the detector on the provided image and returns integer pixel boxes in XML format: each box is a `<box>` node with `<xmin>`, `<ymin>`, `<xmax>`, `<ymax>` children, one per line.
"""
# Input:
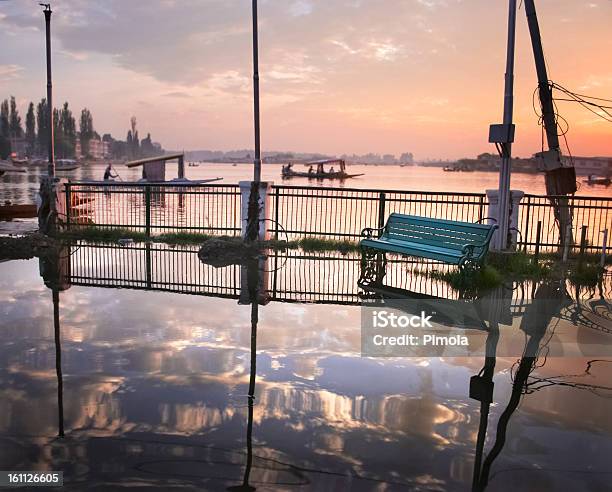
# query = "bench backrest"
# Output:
<box><xmin>383</xmin><ymin>213</ymin><xmax>496</xmax><ymax>258</ymax></box>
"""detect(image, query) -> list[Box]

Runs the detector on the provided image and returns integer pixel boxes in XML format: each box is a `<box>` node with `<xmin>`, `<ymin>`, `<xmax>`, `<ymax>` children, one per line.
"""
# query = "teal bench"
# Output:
<box><xmin>360</xmin><ymin>213</ymin><xmax>497</xmax><ymax>268</ymax></box>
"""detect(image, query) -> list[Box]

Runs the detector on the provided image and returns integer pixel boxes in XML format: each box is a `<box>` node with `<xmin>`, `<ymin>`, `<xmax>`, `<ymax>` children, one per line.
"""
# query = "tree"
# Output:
<box><xmin>400</xmin><ymin>152</ymin><xmax>414</xmax><ymax>164</ymax></box>
<box><xmin>140</xmin><ymin>132</ymin><xmax>156</xmax><ymax>157</ymax></box>
<box><xmin>59</xmin><ymin>102</ymin><xmax>76</xmax><ymax>158</ymax></box>
<box><xmin>9</xmin><ymin>96</ymin><xmax>23</xmax><ymax>138</ymax></box>
<box><xmin>0</xmin><ymin>99</ymin><xmax>10</xmax><ymax>158</ymax></box>
<box><xmin>36</xmin><ymin>98</ymin><xmax>50</xmax><ymax>156</ymax></box>
<box><xmin>25</xmin><ymin>102</ymin><xmax>36</xmax><ymax>155</ymax></box>
<box><xmin>79</xmin><ymin>108</ymin><xmax>94</xmax><ymax>157</ymax></box>
<box><xmin>129</xmin><ymin>116</ymin><xmax>140</xmax><ymax>158</ymax></box>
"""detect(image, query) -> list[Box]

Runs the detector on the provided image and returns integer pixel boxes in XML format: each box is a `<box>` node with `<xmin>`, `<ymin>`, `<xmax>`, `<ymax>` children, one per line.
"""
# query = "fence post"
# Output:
<box><xmin>64</xmin><ymin>183</ymin><xmax>71</xmax><ymax>231</ymax></box>
<box><xmin>377</xmin><ymin>192</ymin><xmax>386</xmax><ymax>236</ymax></box>
<box><xmin>145</xmin><ymin>185</ymin><xmax>151</xmax><ymax>237</ymax></box>
<box><xmin>601</xmin><ymin>229</ymin><xmax>609</xmax><ymax>268</ymax></box>
<box><xmin>578</xmin><ymin>225</ymin><xmax>588</xmax><ymax>264</ymax></box>
<box><xmin>533</xmin><ymin>220</ymin><xmax>542</xmax><ymax>264</ymax></box>
<box><xmin>274</xmin><ymin>187</ymin><xmax>280</xmax><ymax>240</ymax></box>
<box><xmin>522</xmin><ymin>196</ymin><xmax>531</xmax><ymax>252</ymax></box>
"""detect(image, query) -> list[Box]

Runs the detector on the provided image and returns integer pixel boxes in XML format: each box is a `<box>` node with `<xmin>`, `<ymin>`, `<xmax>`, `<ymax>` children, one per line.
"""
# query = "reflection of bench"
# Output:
<box><xmin>360</xmin><ymin>213</ymin><xmax>497</xmax><ymax>269</ymax></box>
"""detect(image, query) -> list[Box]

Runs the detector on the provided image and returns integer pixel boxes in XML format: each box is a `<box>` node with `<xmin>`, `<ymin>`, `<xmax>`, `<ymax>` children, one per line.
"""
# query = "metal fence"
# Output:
<box><xmin>63</xmin><ymin>182</ymin><xmax>611</xmax><ymax>252</ymax></box>
<box><xmin>65</xmin><ymin>181</ymin><xmax>241</xmax><ymax>236</ymax></box>
<box><xmin>519</xmin><ymin>194</ymin><xmax>612</xmax><ymax>253</ymax></box>
<box><xmin>270</xmin><ymin>185</ymin><xmax>488</xmax><ymax>240</ymax></box>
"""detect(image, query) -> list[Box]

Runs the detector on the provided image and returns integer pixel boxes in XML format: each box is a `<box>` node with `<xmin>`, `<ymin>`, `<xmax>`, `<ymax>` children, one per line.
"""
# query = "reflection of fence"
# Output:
<box><xmin>64</xmin><ymin>182</ymin><xmax>612</xmax><ymax>252</ymax></box>
<box><xmin>67</xmin><ymin>243</ymin><xmax>458</xmax><ymax>304</ymax></box>
<box><xmin>66</xmin><ymin>243</ymin><xmax>612</xmax><ymax>310</ymax></box>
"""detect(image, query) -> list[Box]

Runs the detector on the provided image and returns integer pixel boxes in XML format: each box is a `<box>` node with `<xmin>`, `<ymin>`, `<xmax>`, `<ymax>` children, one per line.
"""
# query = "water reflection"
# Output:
<box><xmin>0</xmin><ymin>244</ymin><xmax>610</xmax><ymax>490</ymax></box>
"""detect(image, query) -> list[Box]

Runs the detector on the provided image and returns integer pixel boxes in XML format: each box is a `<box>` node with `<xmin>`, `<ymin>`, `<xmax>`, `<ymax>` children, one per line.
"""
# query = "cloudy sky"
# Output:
<box><xmin>1</xmin><ymin>0</ymin><xmax>611</xmax><ymax>159</ymax></box>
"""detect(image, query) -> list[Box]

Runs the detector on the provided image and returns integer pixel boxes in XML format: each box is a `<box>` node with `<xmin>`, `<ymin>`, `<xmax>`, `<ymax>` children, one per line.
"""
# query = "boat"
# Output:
<box><xmin>281</xmin><ymin>159</ymin><xmax>364</xmax><ymax>180</ymax></box>
<box><xmin>55</xmin><ymin>159</ymin><xmax>80</xmax><ymax>172</ymax></box>
<box><xmin>0</xmin><ymin>160</ymin><xmax>27</xmax><ymax>176</ymax></box>
<box><xmin>583</xmin><ymin>175</ymin><xmax>611</xmax><ymax>186</ymax></box>
<box><xmin>0</xmin><ymin>203</ymin><xmax>37</xmax><ymax>219</ymax></box>
<box><xmin>188</xmin><ymin>162</ymin><xmax>200</xmax><ymax>167</ymax></box>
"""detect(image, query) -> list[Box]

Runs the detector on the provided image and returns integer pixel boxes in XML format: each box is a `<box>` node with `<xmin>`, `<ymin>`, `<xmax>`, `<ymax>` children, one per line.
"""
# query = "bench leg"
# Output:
<box><xmin>359</xmin><ymin>248</ymin><xmax>387</xmax><ymax>287</ymax></box>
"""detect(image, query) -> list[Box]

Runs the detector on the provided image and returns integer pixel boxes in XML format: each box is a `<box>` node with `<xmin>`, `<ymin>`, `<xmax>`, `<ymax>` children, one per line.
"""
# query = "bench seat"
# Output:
<box><xmin>359</xmin><ymin>213</ymin><xmax>497</xmax><ymax>268</ymax></box>
<box><xmin>361</xmin><ymin>237</ymin><xmax>465</xmax><ymax>264</ymax></box>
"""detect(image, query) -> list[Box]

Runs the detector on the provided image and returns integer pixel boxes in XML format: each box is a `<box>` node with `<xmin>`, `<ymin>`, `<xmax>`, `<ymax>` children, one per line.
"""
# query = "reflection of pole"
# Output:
<box><xmin>471</xmin><ymin>324</ymin><xmax>499</xmax><ymax>492</ymax></box>
<box><xmin>228</xmin><ymin>261</ymin><xmax>259</xmax><ymax>491</ymax></box>
<box><xmin>52</xmin><ymin>289</ymin><xmax>65</xmax><ymax>438</ymax></box>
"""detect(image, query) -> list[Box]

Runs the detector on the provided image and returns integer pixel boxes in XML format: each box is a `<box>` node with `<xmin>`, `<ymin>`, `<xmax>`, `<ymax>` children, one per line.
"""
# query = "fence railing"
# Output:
<box><xmin>270</xmin><ymin>185</ymin><xmax>488</xmax><ymax>240</ymax></box>
<box><xmin>65</xmin><ymin>181</ymin><xmax>241</xmax><ymax>236</ymax></box>
<box><xmin>519</xmin><ymin>194</ymin><xmax>612</xmax><ymax>253</ymax></box>
<box><xmin>63</xmin><ymin>182</ymin><xmax>612</xmax><ymax>252</ymax></box>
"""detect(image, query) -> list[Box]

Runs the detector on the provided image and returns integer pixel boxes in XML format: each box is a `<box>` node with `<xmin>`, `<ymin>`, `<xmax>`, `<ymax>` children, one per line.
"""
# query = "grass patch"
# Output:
<box><xmin>486</xmin><ymin>251</ymin><xmax>550</xmax><ymax>278</ymax></box>
<box><xmin>568</xmin><ymin>262</ymin><xmax>605</xmax><ymax>289</ymax></box>
<box><xmin>59</xmin><ymin>228</ymin><xmax>359</xmax><ymax>253</ymax></box>
<box><xmin>297</xmin><ymin>237</ymin><xmax>359</xmax><ymax>254</ymax></box>
<box><xmin>430</xmin><ymin>265</ymin><xmax>503</xmax><ymax>292</ymax></box>
<box><xmin>156</xmin><ymin>232</ymin><xmax>213</xmax><ymax>245</ymax></box>
<box><xmin>60</xmin><ymin>227</ymin><xmax>149</xmax><ymax>243</ymax></box>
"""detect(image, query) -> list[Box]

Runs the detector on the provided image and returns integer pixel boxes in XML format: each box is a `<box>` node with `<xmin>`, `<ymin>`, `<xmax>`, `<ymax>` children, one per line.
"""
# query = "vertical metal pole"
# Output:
<box><xmin>377</xmin><ymin>192</ymin><xmax>386</xmax><ymax>234</ymax></box>
<box><xmin>534</xmin><ymin>220</ymin><xmax>542</xmax><ymax>263</ymax></box>
<box><xmin>252</xmin><ymin>0</ymin><xmax>261</xmax><ymax>183</ymax></box>
<box><xmin>145</xmin><ymin>185</ymin><xmax>151</xmax><ymax>237</ymax></box>
<box><xmin>43</xmin><ymin>5</ymin><xmax>55</xmax><ymax>177</ymax></box>
<box><xmin>274</xmin><ymin>189</ymin><xmax>280</xmax><ymax>240</ymax></box>
<box><xmin>65</xmin><ymin>183</ymin><xmax>71</xmax><ymax>231</ymax></box>
<box><xmin>496</xmin><ymin>0</ymin><xmax>517</xmax><ymax>251</ymax></box>
<box><xmin>578</xmin><ymin>225</ymin><xmax>588</xmax><ymax>264</ymax></box>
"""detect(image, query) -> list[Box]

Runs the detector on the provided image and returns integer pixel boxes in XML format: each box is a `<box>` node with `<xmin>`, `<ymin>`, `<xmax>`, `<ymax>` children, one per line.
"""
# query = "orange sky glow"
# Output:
<box><xmin>0</xmin><ymin>0</ymin><xmax>611</xmax><ymax>159</ymax></box>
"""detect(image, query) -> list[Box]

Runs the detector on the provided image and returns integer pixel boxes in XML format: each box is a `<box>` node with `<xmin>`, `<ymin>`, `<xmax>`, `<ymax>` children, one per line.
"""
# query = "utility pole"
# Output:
<box><xmin>524</xmin><ymin>0</ymin><xmax>576</xmax><ymax>249</ymax></box>
<box><xmin>245</xmin><ymin>0</ymin><xmax>262</xmax><ymax>242</ymax></box>
<box><xmin>489</xmin><ymin>0</ymin><xmax>517</xmax><ymax>250</ymax></box>
<box><xmin>42</xmin><ymin>3</ymin><xmax>55</xmax><ymax>177</ymax></box>
<box><xmin>252</xmin><ymin>0</ymin><xmax>261</xmax><ymax>183</ymax></box>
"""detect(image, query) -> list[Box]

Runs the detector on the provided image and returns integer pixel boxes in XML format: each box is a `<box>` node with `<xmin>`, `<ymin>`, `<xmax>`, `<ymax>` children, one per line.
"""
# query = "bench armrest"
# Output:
<box><xmin>361</xmin><ymin>226</ymin><xmax>386</xmax><ymax>239</ymax></box>
<box><xmin>462</xmin><ymin>224</ymin><xmax>498</xmax><ymax>257</ymax></box>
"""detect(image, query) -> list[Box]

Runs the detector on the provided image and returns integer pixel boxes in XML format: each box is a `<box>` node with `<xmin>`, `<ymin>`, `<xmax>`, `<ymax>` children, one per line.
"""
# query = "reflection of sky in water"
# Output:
<box><xmin>0</xmin><ymin>258</ymin><xmax>611</xmax><ymax>491</ymax></box>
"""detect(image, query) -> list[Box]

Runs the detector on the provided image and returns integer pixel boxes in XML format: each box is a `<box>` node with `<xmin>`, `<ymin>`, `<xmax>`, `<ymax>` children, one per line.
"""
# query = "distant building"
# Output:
<box><xmin>76</xmin><ymin>137</ymin><xmax>108</xmax><ymax>160</ymax></box>
<box><xmin>566</xmin><ymin>156</ymin><xmax>612</xmax><ymax>177</ymax></box>
<box><xmin>88</xmin><ymin>138</ymin><xmax>104</xmax><ymax>159</ymax></box>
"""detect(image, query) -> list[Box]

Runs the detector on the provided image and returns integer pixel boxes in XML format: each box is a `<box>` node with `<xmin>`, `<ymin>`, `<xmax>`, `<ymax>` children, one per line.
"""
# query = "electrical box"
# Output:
<box><xmin>545</xmin><ymin>167</ymin><xmax>577</xmax><ymax>195</ymax></box>
<box><xmin>535</xmin><ymin>149</ymin><xmax>562</xmax><ymax>172</ymax></box>
<box><xmin>488</xmin><ymin>124</ymin><xmax>515</xmax><ymax>144</ymax></box>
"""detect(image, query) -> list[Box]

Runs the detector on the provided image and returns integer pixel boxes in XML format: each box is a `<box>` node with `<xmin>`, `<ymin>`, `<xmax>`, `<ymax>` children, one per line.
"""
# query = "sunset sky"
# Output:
<box><xmin>1</xmin><ymin>0</ymin><xmax>611</xmax><ymax>159</ymax></box>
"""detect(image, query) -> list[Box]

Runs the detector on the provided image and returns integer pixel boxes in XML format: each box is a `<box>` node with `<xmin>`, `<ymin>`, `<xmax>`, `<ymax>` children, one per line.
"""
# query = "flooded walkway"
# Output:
<box><xmin>0</xmin><ymin>248</ymin><xmax>611</xmax><ymax>490</ymax></box>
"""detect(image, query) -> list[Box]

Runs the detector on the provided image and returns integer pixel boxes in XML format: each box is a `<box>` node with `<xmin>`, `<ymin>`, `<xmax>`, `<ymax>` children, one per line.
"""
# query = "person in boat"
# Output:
<box><xmin>308</xmin><ymin>166</ymin><xmax>314</xmax><ymax>175</ymax></box>
<box><xmin>329</xmin><ymin>166</ymin><xmax>335</xmax><ymax>174</ymax></box>
<box><xmin>103</xmin><ymin>163</ymin><xmax>117</xmax><ymax>181</ymax></box>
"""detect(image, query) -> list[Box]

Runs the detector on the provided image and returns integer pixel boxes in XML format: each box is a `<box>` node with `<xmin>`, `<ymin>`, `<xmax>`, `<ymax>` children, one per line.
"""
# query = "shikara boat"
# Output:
<box><xmin>55</xmin><ymin>159</ymin><xmax>80</xmax><ymax>172</ymax></box>
<box><xmin>583</xmin><ymin>175</ymin><xmax>611</xmax><ymax>186</ymax></box>
<box><xmin>281</xmin><ymin>159</ymin><xmax>364</xmax><ymax>180</ymax></box>
<box><xmin>0</xmin><ymin>204</ymin><xmax>37</xmax><ymax>219</ymax></box>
